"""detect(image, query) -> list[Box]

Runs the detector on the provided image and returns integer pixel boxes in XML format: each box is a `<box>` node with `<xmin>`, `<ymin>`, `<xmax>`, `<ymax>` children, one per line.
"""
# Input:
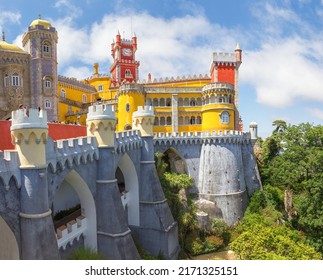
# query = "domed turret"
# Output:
<box><xmin>29</xmin><ymin>17</ymin><xmax>52</xmax><ymax>29</ymax></box>
<box><xmin>0</xmin><ymin>32</ymin><xmax>25</xmax><ymax>53</ymax></box>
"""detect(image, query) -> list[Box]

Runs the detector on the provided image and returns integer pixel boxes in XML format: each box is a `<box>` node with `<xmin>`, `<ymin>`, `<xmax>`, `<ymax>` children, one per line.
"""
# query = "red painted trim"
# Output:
<box><xmin>0</xmin><ymin>121</ymin><xmax>87</xmax><ymax>151</ymax></box>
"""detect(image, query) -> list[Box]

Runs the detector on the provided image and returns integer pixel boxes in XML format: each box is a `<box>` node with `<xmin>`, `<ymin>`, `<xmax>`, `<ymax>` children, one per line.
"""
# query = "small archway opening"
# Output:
<box><xmin>52</xmin><ymin>170</ymin><xmax>97</xmax><ymax>256</ymax></box>
<box><xmin>116</xmin><ymin>153</ymin><xmax>139</xmax><ymax>226</ymax></box>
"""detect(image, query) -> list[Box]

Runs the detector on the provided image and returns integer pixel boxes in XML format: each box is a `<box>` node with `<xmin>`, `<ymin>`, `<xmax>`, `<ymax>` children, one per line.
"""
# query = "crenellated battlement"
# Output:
<box><xmin>153</xmin><ymin>130</ymin><xmax>252</xmax><ymax>145</ymax></box>
<box><xmin>140</xmin><ymin>73</ymin><xmax>210</xmax><ymax>84</ymax></box>
<box><xmin>11</xmin><ymin>109</ymin><xmax>48</xmax><ymax>130</ymax></box>
<box><xmin>133</xmin><ymin>106</ymin><xmax>154</xmax><ymax>117</ymax></box>
<box><xmin>213</xmin><ymin>52</ymin><xmax>236</xmax><ymax>63</ymax></box>
<box><xmin>86</xmin><ymin>104</ymin><xmax>116</xmax><ymax>121</ymax></box>
<box><xmin>115</xmin><ymin>130</ymin><xmax>142</xmax><ymax>154</ymax></box>
<box><xmin>202</xmin><ymin>82</ymin><xmax>235</xmax><ymax>94</ymax></box>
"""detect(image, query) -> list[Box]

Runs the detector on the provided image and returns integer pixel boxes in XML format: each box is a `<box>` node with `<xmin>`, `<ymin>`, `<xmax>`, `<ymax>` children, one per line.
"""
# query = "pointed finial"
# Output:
<box><xmin>2</xmin><ymin>31</ymin><xmax>5</xmax><ymax>41</ymax></box>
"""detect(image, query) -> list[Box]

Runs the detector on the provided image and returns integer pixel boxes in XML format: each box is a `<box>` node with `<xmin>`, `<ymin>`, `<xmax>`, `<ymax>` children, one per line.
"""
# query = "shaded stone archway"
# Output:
<box><xmin>54</xmin><ymin>170</ymin><xmax>97</xmax><ymax>252</ymax></box>
<box><xmin>116</xmin><ymin>153</ymin><xmax>139</xmax><ymax>227</ymax></box>
<box><xmin>0</xmin><ymin>215</ymin><xmax>19</xmax><ymax>259</ymax></box>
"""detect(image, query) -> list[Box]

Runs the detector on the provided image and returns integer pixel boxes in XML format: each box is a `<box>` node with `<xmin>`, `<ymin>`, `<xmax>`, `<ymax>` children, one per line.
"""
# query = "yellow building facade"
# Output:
<box><xmin>1</xmin><ymin>18</ymin><xmax>243</xmax><ymax>134</ymax></box>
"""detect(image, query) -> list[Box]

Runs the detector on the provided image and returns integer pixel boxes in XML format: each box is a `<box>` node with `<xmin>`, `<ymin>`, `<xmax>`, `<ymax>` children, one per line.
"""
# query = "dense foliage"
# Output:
<box><xmin>259</xmin><ymin>122</ymin><xmax>323</xmax><ymax>255</ymax></box>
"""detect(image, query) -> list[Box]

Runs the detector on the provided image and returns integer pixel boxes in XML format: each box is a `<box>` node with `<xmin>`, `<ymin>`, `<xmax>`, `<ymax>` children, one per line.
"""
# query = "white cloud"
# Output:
<box><xmin>0</xmin><ymin>11</ymin><xmax>21</xmax><ymax>32</ymax></box>
<box><xmin>307</xmin><ymin>108</ymin><xmax>323</xmax><ymax>120</ymax></box>
<box><xmin>54</xmin><ymin>12</ymin><xmax>238</xmax><ymax>80</ymax></box>
<box><xmin>62</xmin><ymin>66</ymin><xmax>92</xmax><ymax>80</ymax></box>
<box><xmin>241</xmin><ymin>37</ymin><xmax>323</xmax><ymax>107</ymax></box>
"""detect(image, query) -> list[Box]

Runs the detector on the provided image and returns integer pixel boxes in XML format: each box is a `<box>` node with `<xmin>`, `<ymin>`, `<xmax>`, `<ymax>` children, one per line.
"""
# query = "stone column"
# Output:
<box><xmin>86</xmin><ymin>104</ymin><xmax>139</xmax><ymax>259</ymax></box>
<box><xmin>172</xmin><ymin>93</ymin><xmax>178</xmax><ymax>133</ymax></box>
<box><xmin>11</xmin><ymin>109</ymin><xmax>59</xmax><ymax>259</ymax></box>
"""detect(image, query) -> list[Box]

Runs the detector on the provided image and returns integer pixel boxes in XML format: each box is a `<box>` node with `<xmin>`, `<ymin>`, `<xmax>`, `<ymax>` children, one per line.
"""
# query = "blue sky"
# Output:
<box><xmin>1</xmin><ymin>0</ymin><xmax>323</xmax><ymax>138</ymax></box>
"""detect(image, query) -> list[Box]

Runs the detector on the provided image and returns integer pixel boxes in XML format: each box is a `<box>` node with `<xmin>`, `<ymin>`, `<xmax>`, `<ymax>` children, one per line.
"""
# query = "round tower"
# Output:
<box><xmin>22</xmin><ymin>17</ymin><xmax>58</xmax><ymax>121</ymax></box>
<box><xmin>201</xmin><ymin>82</ymin><xmax>235</xmax><ymax>132</ymax></box>
<box><xmin>249</xmin><ymin>121</ymin><xmax>258</xmax><ymax>142</ymax></box>
<box><xmin>86</xmin><ymin>104</ymin><xmax>116</xmax><ymax>147</ymax></box>
<box><xmin>117</xmin><ymin>83</ymin><xmax>145</xmax><ymax>131</ymax></box>
<box><xmin>132</xmin><ymin>105</ymin><xmax>155</xmax><ymax>136</ymax></box>
<box><xmin>11</xmin><ymin>108</ymin><xmax>48</xmax><ymax>168</ymax></box>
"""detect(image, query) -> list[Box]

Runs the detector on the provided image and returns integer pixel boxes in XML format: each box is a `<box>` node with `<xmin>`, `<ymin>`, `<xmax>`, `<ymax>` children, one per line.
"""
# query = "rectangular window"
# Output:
<box><xmin>98</xmin><ymin>85</ymin><xmax>103</xmax><ymax>92</ymax></box>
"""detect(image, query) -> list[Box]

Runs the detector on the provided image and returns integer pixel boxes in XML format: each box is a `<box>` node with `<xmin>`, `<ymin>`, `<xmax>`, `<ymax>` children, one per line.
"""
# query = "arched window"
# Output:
<box><xmin>60</xmin><ymin>88</ymin><xmax>66</xmax><ymax>98</ymax></box>
<box><xmin>196</xmin><ymin>116</ymin><xmax>202</xmax><ymax>124</ymax></box>
<box><xmin>42</xmin><ymin>41</ymin><xmax>51</xmax><ymax>57</ymax></box>
<box><xmin>45</xmin><ymin>79</ymin><xmax>51</xmax><ymax>88</ymax></box>
<box><xmin>153</xmin><ymin>98</ymin><xmax>159</xmax><ymax>107</ymax></box>
<box><xmin>126</xmin><ymin>103</ymin><xmax>130</xmax><ymax>112</ymax></box>
<box><xmin>190</xmin><ymin>99</ymin><xmax>196</xmax><ymax>106</ymax></box>
<box><xmin>190</xmin><ymin>116</ymin><xmax>196</xmax><ymax>124</ymax></box>
<box><xmin>166</xmin><ymin>116</ymin><xmax>172</xmax><ymax>125</ymax></box>
<box><xmin>160</xmin><ymin>117</ymin><xmax>165</xmax><ymax>125</ymax></box>
<box><xmin>205</xmin><ymin>95</ymin><xmax>209</xmax><ymax>104</ymax></box>
<box><xmin>45</xmin><ymin>100</ymin><xmax>51</xmax><ymax>109</ymax></box>
<box><xmin>196</xmin><ymin>98</ymin><xmax>202</xmax><ymax>106</ymax></box>
<box><xmin>125</xmin><ymin>69</ymin><xmax>132</xmax><ymax>78</ymax></box>
<box><xmin>178</xmin><ymin>98</ymin><xmax>183</xmax><ymax>107</ymax></box>
<box><xmin>154</xmin><ymin>117</ymin><xmax>159</xmax><ymax>126</ymax></box>
<box><xmin>220</xmin><ymin>111</ymin><xmax>230</xmax><ymax>124</ymax></box>
<box><xmin>184</xmin><ymin>98</ymin><xmax>189</xmax><ymax>106</ymax></box>
<box><xmin>4</xmin><ymin>74</ymin><xmax>9</xmax><ymax>87</ymax></box>
<box><xmin>219</xmin><ymin>96</ymin><xmax>224</xmax><ymax>103</ymax></box>
<box><xmin>184</xmin><ymin>116</ymin><xmax>189</xmax><ymax>125</ymax></box>
<box><xmin>12</xmin><ymin>73</ymin><xmax>20</xmax><ymax>86</ymax></box>
<box><xmin>179</xmin><ymin>116</ymin><xmax>184</xmax><ymax>125</ymax></box>
<box><xmin>166</xmin><ymin>98</ymin><xmax>172</xmax><ymax>106</ymax></box>
<box><xmin>159</xmin><ymin>98</ymin><xmax>165</xmax><ymax>107</ymax></box>
<box><xmin>210</xmin><ymin>94</ymin><xmax>216</xmax><ymax>103</ymax></box>
<box><xmin>82</xmin><ymin>94</ymin><xmax>87</xmax><ymax>103</ymax></box>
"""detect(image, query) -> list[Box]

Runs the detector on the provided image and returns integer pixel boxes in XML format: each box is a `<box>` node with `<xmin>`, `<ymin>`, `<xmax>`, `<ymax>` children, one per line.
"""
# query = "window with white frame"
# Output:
<box><xmin>60</xmin><ymin>88</ymin><xmax>66</xmax><ymax>98</ymax></box>
<box><xmin>220</xmin><ymin>111</ymin><xmax>230</xmax><ymax>124</ymax></box>
<box><xmin>12</xmin><ymin>73</ymin><xmax>20</xmax><ymax>86</ymax></box>
<box><xmin>4</xmin><ymin>74</ymin><xmax>9</xmax><ymax>87</ymax></box>
<box><xmin>45</xmin><ymin>79</ymin><xmax>51</xmax><ymax>88</ymax></box>
<box><xmin>126</xmin><ymin>103</ymin><xmax>130</xmax><ymax>112</ymax></box>
<box><xmin>82</xmin><ymin>94</ymin><xmax>87</xmax><ymax>103</ymax></box>
<box><xmin>98</xmin><ymin>85</ymin><xmax>103</xmax><ymax>92</ymax></box>
<box><xmin>45</xmin><ymin>100</ymin><xmax>51</xmax><ymax>108</ymax></box>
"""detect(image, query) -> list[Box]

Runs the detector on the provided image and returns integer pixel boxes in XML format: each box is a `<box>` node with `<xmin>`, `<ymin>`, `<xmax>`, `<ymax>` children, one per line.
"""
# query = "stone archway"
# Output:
<box><xmin>0</xmin><ymin>215</ymin><xmax>19</xmax><ymax>259</ymax></box>
<box><xmin>53</xmin><ymin>170</ymin><xmax>97</xmax><ymax>252</ymax></box>
<box><xmin>116</xmin><ymin>153</ymin><xmax>139</xmax><ymax>227</ymax></box>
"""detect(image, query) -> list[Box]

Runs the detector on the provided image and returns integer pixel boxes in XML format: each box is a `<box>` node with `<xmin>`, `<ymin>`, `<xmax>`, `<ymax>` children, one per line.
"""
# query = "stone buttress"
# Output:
<box><xmin>130</xmin><ymin>106</ymin><xmax>180</xmax><ymax>259</ymax></box>
<box><xmin>86</xmin><ymin>104</ymin><xmax>140</xmax><ymax>259</ymax></box>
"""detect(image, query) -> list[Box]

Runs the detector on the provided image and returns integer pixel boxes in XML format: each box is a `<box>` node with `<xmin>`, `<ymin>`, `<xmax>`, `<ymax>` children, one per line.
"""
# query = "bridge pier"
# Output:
<box><xmin>19</xmin><ymin>168</ymin><xmax>60</xmax><ymax>259</ymax></box>
<box><xmin>11</xmin><ymin>109</ymin><xmax>59</xmax><ymax>259</ymax></box>
<box><xmin>130</xmin><ymin>106</ymin><xmax>179</xmax><ymax>259</ymax></box>
<box><xmin>95</xmin><ymin>147</ymin><xmax>140</xmax><ymax>259</ymax></box>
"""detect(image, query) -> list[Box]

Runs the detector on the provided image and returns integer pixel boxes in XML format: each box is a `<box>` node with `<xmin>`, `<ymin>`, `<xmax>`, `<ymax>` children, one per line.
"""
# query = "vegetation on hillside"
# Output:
<box><xmin>155</xmin><ymin>122</ymin><xmax>323</xmax><ymax>260</ymax></box>
<box><xmin>231</xmin><ymin>121</ymin><xmax>322</xmax><ymax>259</ymax></box>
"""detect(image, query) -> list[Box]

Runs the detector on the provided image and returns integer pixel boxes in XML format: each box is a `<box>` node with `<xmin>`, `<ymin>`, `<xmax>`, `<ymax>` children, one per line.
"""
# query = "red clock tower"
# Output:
<box><xmin>110</xmin><ymin>32</ymin><xmax>140</xmax><ymax>85</ymax></box>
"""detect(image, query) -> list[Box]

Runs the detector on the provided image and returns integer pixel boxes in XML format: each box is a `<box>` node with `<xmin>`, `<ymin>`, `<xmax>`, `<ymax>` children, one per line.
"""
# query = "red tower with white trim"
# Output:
<box><xmin>110</xmin><ymin>32</ymin><xmax>140</xmax><ymax>85</ymax></box>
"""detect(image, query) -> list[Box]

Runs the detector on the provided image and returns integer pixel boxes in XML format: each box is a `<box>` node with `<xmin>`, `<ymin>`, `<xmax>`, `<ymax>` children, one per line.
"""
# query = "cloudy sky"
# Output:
<box><xmin>1</xmin><ymin>0</ymin><xmax>323</xmax><ymax>137</ymax></box>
